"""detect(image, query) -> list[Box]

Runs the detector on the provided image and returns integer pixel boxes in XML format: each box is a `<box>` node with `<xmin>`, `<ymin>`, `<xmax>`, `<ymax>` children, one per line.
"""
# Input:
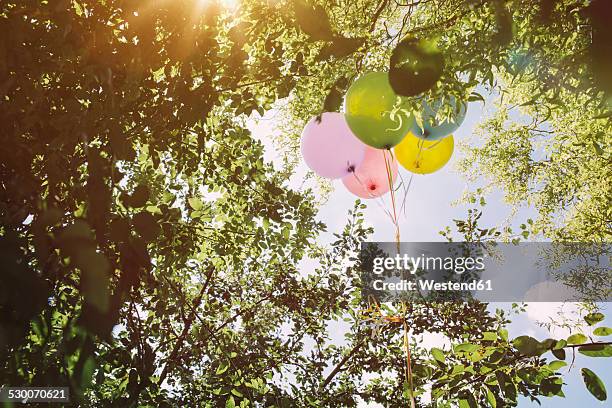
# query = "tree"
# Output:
<box><xmin>1</xmin><ymin>0</ymin><xmax>610</xmax><ymax>407</ymax></box>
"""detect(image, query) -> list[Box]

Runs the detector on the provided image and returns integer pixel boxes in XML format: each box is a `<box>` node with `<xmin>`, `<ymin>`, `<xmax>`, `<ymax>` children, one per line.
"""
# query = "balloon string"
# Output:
<box><xmin>370</xmin><ymin>298</ymin><xmax>415</xmax><ymax>408</ymax></box>
<box><xmin>384</xmin><ymin>153</ymin><xmax>414</xmax><ymax>408</ymax></box>
<box><xmin>397</xmin><ymin>170</ymin><xmax>414</xmax><ymax>217</ymax></box>
<box><xmin>383</xmin><ymin>150</ymin><xmax>400</xmax><ymax>252</ymax></box>
<box><xmin>414</xmin><ymin>137</ymin><xmax>441</xmax><ymax>169</ymax></box>
<box><xmin>422</xmin><ymin>138</ymin><xmax>443</xmax><ymax>151</ymax></box>
<box><xmin>401</xmin><ymin>174</ymin><xmax>414</xmax><ymax>217</ymax></box>
<box><xmin>415</xmin><ymin>139</ymin><xmax>425</xmax><ymax>161</ymax></box>
<box><xmin>402</xmin><ymin>302</ymin><xmax>416</xmax><ymax>408</ymax></box>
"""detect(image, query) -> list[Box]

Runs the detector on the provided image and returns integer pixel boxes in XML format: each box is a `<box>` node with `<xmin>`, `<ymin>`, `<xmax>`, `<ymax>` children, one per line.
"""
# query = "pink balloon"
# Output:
<box><xmin>342</xmin><ymin>147</ymin><xmax>398</xmax><ymax>199</ymax></box>
<box><xmin>301</xmin><ymin>113</ymin><xmax>367</xmax><ymax>179</ymax></box>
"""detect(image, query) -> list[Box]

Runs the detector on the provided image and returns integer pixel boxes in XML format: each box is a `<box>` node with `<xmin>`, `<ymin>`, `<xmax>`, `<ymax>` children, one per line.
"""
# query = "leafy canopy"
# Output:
<box><xmin>1</xmin><ymin>0</ymin><xmax>610</xmax><ymax>407</ymax></box>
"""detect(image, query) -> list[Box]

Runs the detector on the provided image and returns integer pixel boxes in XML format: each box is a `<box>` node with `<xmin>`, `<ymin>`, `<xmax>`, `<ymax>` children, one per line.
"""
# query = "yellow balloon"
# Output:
<box><xmin>394</xmin><ymin>131</ymin><xmax>454</xmax><ymax>174</ymax></box>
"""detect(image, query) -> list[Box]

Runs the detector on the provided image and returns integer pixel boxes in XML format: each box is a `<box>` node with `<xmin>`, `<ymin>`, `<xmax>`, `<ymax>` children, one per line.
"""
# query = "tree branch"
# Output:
<box><xmin>157</xmin><ymin>265</ymin><xmax>215</xmax><ymax>384</ymax></box>
<box><xmin>564</xmin><ymin>341</ymin><xmax>612</xmax><ymax>349</ymax></box>
<box><xmin>320</xmin><ymin>339</ymin><xmax>366</xmax><ymax>389</ymax></box>
<box><xmin>370</xmin><ymin>0</ymin><xmax>390</xmax><ymax>31</ymax></box>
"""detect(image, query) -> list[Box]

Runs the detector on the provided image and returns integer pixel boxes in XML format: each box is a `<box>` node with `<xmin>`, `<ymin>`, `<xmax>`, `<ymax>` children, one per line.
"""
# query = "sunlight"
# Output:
<box><xmin>196</xmin><ymin>0</ymin><xmax>240</xmax><ymax>11</ymax></box>
<box><xmin>221</xmin><ymin>0</ymin><xmax>240</xmax><ymax>9</ymax></box>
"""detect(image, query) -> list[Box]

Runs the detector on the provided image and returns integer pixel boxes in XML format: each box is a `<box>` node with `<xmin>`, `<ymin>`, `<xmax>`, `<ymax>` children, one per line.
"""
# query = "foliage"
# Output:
<box><xmin>1</xmin><ymin>0</ymin><xmax>610</xmax><ymax>407</ymax></box>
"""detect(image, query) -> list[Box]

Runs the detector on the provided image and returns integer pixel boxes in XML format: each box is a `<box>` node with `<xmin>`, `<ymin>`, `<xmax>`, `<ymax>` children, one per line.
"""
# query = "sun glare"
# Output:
<box><xmin>196</xmin><ymin>0</ymin><xmax>240</xmax><ymax>10</ymax></box>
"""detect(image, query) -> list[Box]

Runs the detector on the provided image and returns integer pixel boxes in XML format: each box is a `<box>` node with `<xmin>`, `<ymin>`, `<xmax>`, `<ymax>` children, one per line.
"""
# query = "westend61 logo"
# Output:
<box><xmin>372</xmin><ymin>253</ymin><xmax>486</xmax><ymax>275</ymax></box>
<box><xmin>359</xmin><ymin>242</ymin><xmax>612</xmax><ymax>303</ymax></box>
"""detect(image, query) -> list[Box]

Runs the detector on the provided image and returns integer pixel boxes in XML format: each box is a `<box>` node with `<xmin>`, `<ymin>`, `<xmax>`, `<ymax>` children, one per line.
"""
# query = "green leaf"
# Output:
<box><xmin>128</xmin><ymin>185</ymin><xmax>150</xmax><ymax>208</ymax></box>
<box><xmin>293</xmin><ymin>0</ymin><xmax>334</xmax><ymax>41</ymax></box>
<box><xmin>593</xmin><ymin>327</ymin><xmax>612</xmax><ymax>336</ymax></box>
<box><xmin>487</xmin><ymin>349</ymin><xmax>506</xmax><ymax>364</ymax></box>
<box><xmin>578</xmin><ymin>344</ymin><xmax>612</xmax><ymax>357</ymax></box>
<box><xmin>75</xmin><ymin>251</ymin><xmax>110</xmax><ymax>313</ymax></box>
<box><xmin>540</xmin><ymin>376</ymin><xmax>563</xmax><ymax>397</ymax></box>
<box><xmin>402</xmin><ymin>381</ymin><xmax>414</xmax><ymax>399</ymax></box>
<box><xmin>216</xmin><ymin>362</ymin><xmax>229</xmax><ymax>375</ymax></box>
<box><xmin>581</xmin><ymin>368</ymin><xmax>607</xmax><ymax>401</ymax></box>
<box><xmin>318</xmin><ymin>37</ymin><xmax>364</xmax><ymax>60</ymax></box>
<box><xmin>188</xmin><ymin>197</ymin><xmax>203</xmax><ymax>211</ymax></box>
<box><xmin>482</xmin><ymin>331</ymin><xmax>497</xmax><ymax>341</ymax></box>
<box><xmin>431</xmin><ymin>347</ymin><xmax>446</xmax><ymax>364</ymax></box>
<box><xmin>552</xmin><ymin>348</ymin><xmax>566</xmax><ymax>360</ymax></box>
<box><xmin>458</xmin><ymin>392</ymin><xmax>478</xmax><ymax>408</ymax></box>
<box><xmin>547</xmin><ymin>360</ymin><xmax>567</xmax><ymax>371</ymax></box>
<box><xmin>486</xmin><ymin>386</ymin><xmax>497</xmax><ymax>408</ymax></box>
<box><xmin>585</xmin><ymin>313</ymin><xmax>605</xmax><ymax>326</ymax></box>
<box><xmin>498</xmin><ymin>329</ymin><xmax>508</xmax><ymax>342</ymax></box>
<box><xmin>451</xmin><ymin>364</ymin><xmax>465</xmax><ymax>375</ymax></box>
<box><xmin>282</xmin><ymin>226</ymin><xmax>290</xmax><ymax>240</ymax></box>
<box><xmin>495</xmin><ymin>371</ymin><xmax>517</xmax><ymax>402</ymax></box>
<box><xmin>454</xmin><ymin>343</ymin><xmax>479</xmax><ymax>353</ymax></box>
<box><xmin>322</xmin><ymin>77</ymin><xmax>349</xmax><ymax>113</ymax></box>
<box><xmin>133</xmin><ymin>211</ymin><xmax>160</xmax><ymax>242</ymax></box>
<box><xmin>389</xmin><ymin>38</ymin><xmax>444</xmax><ymax>97</ymax></box>
<box><xmin>468</xmin><ymin>351</ymin><xmax>484</xmax><ymax>363</ymax></box>
<box><xmin>468</xmin><ymin>92</ymin><xmax>485</xmax><ymax>103</ymax></box>
<box><xmin>80</xmin><ymin>356</ymin><xmax>97</xmax><ymax>389</ymax></box>
<box><xmin>513</xmin><ymin>336</ymin><xmax>545</xmax><ymax>356</ymax></box>
<box><xmin>593</xmin><ymin>111</ymin><xmax>612</xmax><ymax>119</ymax></box>
<box><xmin>567</xmin><ymin>333</ymin><xmax>588</xmax><ymax>345</ymax></box>
<box><xmin>593</xmin><ymin>141</ymin><xmax>604</xmax><ymax>155</ymax></box>
<box><xmin>225</xmin><ymin>396</ymin><xmax>236</xmax><ymax>408</ymax></box>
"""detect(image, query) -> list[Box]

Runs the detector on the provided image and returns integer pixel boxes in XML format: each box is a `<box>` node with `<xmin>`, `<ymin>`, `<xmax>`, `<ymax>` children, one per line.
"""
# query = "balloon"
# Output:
<box><xmin>394</xmin><ymin>131</ymin><xmax>454</xmax><ymax>174</ymax></box>
<box><xmin>410</xmin><ymin>97</ymin><xmax>467</xmax><ymax>141</ymax></box>
<box><xmin>301</xmin><ymin>112</ymin><xmax>367</xmax><ymax>179</ymax></box>
<box><xmin>342</xmin><ymin>147</ymin><xmax>398</xmax><ymax>199</ymax></box>
<box><xmin>389</xmin><ymin>38</ymin><xmax>444</xmax><ymax>97</ymax></box>
<box><xmin>344</xmin><ymin>72</ymin><xmax>415</xmax><ymax>149</ymax></box>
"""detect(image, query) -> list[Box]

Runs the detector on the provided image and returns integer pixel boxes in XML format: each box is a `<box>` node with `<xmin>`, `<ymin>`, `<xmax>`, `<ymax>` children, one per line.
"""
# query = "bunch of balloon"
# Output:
<box><xmin>300</xmin><ymin>73</ymin><xmax>465</xmax><ymax>199</ymax></box>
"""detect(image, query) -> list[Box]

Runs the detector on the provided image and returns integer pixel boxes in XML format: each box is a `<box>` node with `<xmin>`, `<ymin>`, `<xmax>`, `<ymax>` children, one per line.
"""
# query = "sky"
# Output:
<box><xmin>248</xmin><ymin>94</ymin><xmax>610</xmax><ymax>406</ymax></box>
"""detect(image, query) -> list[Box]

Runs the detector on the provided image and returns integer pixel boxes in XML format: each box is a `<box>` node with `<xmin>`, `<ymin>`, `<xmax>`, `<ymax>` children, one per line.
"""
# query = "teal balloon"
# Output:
<box><xmin>344</xmin><ymin>72</ymin><xmax>415</xmax><ymax>149</ymax></box>
<box><xmin>411</xmin><ymin>97</ymin><xmax>467</xmax><ymax>141</ymax></box>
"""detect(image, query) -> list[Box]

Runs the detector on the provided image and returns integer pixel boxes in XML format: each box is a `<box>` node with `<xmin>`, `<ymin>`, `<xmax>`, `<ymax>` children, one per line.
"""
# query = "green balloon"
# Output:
<box><xmin>344</xmin><ymin>72</ymin><xmax>415</xmax><ymax>149</ymax></box>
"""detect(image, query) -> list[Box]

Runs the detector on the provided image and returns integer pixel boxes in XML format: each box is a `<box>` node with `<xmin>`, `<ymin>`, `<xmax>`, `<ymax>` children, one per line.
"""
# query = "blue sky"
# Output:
<box><xmin>249</xmin><ymin>94</ymin><xmax>610</xmax><ymax>406</ymax></box>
